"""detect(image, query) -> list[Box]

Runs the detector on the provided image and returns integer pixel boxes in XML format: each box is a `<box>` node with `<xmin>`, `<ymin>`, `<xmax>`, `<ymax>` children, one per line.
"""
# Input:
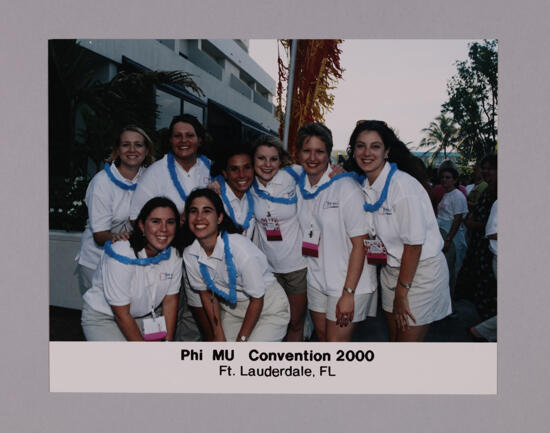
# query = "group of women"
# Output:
<box><xmin>77</xmin><ymin>114</ymin><xmax>454</xmax><ymax>343</ymax></box>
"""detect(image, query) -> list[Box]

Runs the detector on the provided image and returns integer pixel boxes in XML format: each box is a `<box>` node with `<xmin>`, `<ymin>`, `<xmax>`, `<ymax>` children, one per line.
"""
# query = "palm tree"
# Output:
<box><xmin>419</xmin><ymin>113</ymin><xmax>460</xmax><ymax>165</ymax></box>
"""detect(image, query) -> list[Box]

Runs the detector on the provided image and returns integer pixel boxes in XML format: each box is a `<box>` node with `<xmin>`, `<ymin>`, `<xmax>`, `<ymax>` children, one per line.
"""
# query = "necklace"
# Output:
<box><xmin>198</xmin><ymin>231</ymin><xmax>237</xmax><ymax>304</ymax></box>
<box><xmin>361</xmin><ymin>162</ymin><xmax>397</xmax><ymax>212</ymax></box>
<box><xmin>104</xmin><ymin>163</ymin><xmax>137</xmax><ymax>191</ymax></box>
<box><xmin>252</xmin><ymin>178</ymin><xmax>297</xmax><ymax>205</ymax></box>
<box><xmin>297</xmin><ymin>170</ymin><xmax>358</xmax><ymax>200</ymax></box>
<box><xmin>104</xmin><ymin>241</ymin><xmax>171</xmax><ymax>265</ymax></box>
<box><xmin>167</xmin><ymin>152</ymin><xmax>211</xmax><ymax>201</ymax></box>
<box><xmin>218</xmin><ymin>176</ymin><xmax>255</xmax><ymax>229</ymax></box>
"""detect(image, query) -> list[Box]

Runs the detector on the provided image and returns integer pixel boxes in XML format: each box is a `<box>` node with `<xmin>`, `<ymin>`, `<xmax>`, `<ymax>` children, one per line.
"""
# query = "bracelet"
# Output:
<box><xmin>397</xmin><ymin>279</ymin><xmax>412</xmax><ymax>289</ymax></box>
<box><xmin>343</xmin><ymin>287</ymin><xmax>355</xmax><ymax>295</ymax></box>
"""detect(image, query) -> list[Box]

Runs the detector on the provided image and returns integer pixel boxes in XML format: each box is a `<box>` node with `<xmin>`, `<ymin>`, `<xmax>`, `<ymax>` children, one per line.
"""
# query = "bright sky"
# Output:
<box><xmin>249</xmin><ymin>39</ymin><xmax>480</xmax><ymax>152</ymax></box>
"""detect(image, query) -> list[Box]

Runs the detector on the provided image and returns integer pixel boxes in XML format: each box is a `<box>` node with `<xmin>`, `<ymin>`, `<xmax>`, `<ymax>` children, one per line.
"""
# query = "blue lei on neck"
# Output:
<box><xmin>198</xmin><ymin>231</ymin><xmax>238</xmax><ymax>305</ymax></box>
<box><xmin>361</xmin><ymin>162</ymin><xmax>398</xmax><ymax>212</ymax></box>
<box><xmin>217</xmin><ymin>175</ymin><xmax>254</xmax><ymax>230</ymax></box>
<box><xmin>284</xmin><ymin>166</ymin><xmax>301</xmax><ymax>182</ymax></box>
<box><xmin>167</xmin><ymin>152</ymin><xmax>211</xmax><ymax>201</ymax></box>
<box><xmin>104</xmin><ymin>163</ymin><xmax>137</xmax><ymax>191</ymax></box>
<box><xmin>252</xmin><ymin>178</ymin><xmax>297</xmax><ymax>205</ymax></box>
<box><xmin>297</xmin><ymin>170</ymin><xmax>359</xmax><ymax>200</ymax></box>
<box><xmin>104</xmin><ymin>241</ymin><xmax>171</xmax><ymax>266</ymax></box>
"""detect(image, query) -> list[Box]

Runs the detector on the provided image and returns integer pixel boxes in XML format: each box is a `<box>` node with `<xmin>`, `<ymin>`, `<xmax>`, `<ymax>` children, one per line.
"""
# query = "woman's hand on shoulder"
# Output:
<box><xmin>328</xmin><ymin>163</ymin><xmax>345</xmax><ymax>178</ymax></box>
<box><xmin>112</xmin><ymin>231</ymin><xmax>131</xmax><ymax>242</ymax></box>
<box><xmin>207</xmin><ymin>180</ymin><xmax>221</xmax><ymax>195</ymax></box>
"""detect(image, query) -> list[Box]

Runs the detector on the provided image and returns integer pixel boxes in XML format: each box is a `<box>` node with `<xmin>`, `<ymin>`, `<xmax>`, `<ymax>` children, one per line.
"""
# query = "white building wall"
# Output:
<box><xmin>77</xmin><ymin>39</ymin><xmax>278</xmax><ymax>132</ymax></box>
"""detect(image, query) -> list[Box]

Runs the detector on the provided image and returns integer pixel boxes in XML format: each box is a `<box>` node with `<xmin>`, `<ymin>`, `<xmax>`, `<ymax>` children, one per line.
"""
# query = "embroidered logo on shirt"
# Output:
<box><xmin>159</xmin><ymin>273</ymin><xmax>174</xmax><ymax>280</ymax></box>
<box><xmin>379</xmin><ymin>206</ymin><xmax>392</xmax><ymax>215</ymax></box>
<box><xmin>323</xmin><ymin>201</ymin><xmax>339</xmax><ymax>209</ymax></box>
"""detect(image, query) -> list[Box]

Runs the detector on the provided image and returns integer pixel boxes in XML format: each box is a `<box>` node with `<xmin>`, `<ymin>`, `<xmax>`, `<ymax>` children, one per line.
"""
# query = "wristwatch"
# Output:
<box><xmin>343</xmin><ymin>287</ymin><xmax>355</xmax><ymax>295</ymax></box>
<box><xmin>239</xmin><ymin>335</ymin><xmax>248</xmax><ymax>342</ymax></box>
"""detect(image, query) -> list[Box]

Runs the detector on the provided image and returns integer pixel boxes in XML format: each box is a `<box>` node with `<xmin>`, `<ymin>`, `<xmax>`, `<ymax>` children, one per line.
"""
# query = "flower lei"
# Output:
<box><xmin>252</xmin><ymin>179</ymin><xmax>297</xmax><ymax>205</ymax></box>
<box><xmin>198</xmin><ymin>231</ymin><xmax>238</xmax><ymax>305</ymax></box>
<box><xmin>104</xmin><ymin>241</ymin><xmax>171</xmax><ymax>266</ymax></box>
<box><xmin>297</xmin><ymin>170</ymin><xmax>359</xmax><ymax>200</ymax></box>
<box><xmin>104</xmin><ymin>163</ymin><xmax>137</xmax><ymax>191</ymax></box>
<box><xmin>217</xmin><ymin>175</ymin><xmax>254</xmax><ymax>230</ymax></box>
<box><xmin>167</xmin><ymin>152</ymin><xmax>211</xmax><ymax>202</ymax></box>
<box><xmin>361</xmin><ymin>162</ymin><xmax>397</xmax><ymax>212</ymax></box>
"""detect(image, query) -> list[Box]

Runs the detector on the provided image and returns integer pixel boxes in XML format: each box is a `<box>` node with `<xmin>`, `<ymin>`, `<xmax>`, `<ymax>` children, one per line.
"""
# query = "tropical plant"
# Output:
<box><xmin>49</xmin><ymin>39</ymin><xmax>203</xmax><ymax>231</ymax></box>
<box><xmin>419</xmin><ymin>113</ymin><xmax>460</xmax><ymax>164</ymax></box>
<box><xmin>443</xmin><ymin>40</ymin><xmax>498</xmax><ymax>162</ymax></box>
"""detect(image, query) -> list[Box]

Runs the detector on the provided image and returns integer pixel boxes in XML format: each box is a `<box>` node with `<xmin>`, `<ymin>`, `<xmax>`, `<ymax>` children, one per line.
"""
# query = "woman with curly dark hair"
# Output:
<box><xmin>347</xmin><ymin>120</ymin><xmax>451</xmax><ymax>342</ymax></box>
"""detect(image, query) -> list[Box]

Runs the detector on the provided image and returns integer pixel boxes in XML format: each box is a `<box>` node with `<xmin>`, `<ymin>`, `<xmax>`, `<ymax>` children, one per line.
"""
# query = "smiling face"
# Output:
<box><xmin>353</xmin><ymin>130</ymin><xmax>389</xmax><ymax>183</ymax></box>
<box><xmin>187</xmin><ymin>196</ymin><xmax>223</xmax><ymax>244</ymax></box>
<box><xmin>138</xmin><ymin>206</ymin><xmax>177</xmax><ymax>257</ymax></box>
<box><xmin>254</xmin><ymin>145</ymin><xmax>281</xmax><ymax>185</ymax></box>
<box><xmin>117</xmin><ymin>130</ymin><xmax>148</xmax><ymax>169</ymax></box>
<box><xmin>170</xmin><ymin>121</ymin><xmax>201</xmax><ymax>162</ymax></box>
<box><xmin>299</xmin><ymin>136</ymin><xmax>330</xmax><ymax>185</ymax></box>
<box><xmin>223</xmin><ymin>153</ymin><xmax>254</xmax><ymax>199</ymax></box>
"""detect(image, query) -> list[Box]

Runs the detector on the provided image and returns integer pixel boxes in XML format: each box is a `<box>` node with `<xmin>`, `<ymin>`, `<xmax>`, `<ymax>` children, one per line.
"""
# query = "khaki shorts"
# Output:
<box><xmin>307</xmin><ymin>285</ymin><xmax>377</xmax><ymax>322</ymax></box>
<box><xmin>274</xmin><ymin>267</ymin><xmax>307</xmax><ymax>295</ymax></box>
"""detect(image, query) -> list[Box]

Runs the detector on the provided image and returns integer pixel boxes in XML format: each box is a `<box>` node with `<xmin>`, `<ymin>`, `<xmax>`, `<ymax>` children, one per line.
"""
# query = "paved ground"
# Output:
<box><xmin>50</xmin><ymin>299</ymin><xmax>484</xmax><ymax>342</ymax></box>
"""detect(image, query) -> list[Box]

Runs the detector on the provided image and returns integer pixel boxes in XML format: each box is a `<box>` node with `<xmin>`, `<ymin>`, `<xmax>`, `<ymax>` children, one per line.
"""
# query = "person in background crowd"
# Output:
<box><xmin>469</xmin><ymin>199</ymin><xmax>497</xmax><ymax>342</ymax></box>
<box><xmin>182</xmin><ymin>189</ymin><xmax>290</xmax><ymax>342</ymax></box>
<box><xmin>296</xmin><ymin>122</ymin><xmax>377</xmax><ymax>342</ymax></box>
<box><xmin>76</xmin><ymin>125</ymin><xmax>154</xmax><ymax>295</ymax></box>
<box><xmin>81</xmin><ymin>197</ymin><xmax>182</xmax><ymax>341</ymax></box>
<box><xmin>437</xmin><ymin>166</ymin><xmax>468</xmax><ymax>292</ymax></box>
<box><xmin>347</xmin><ymin>120</ymin><xmax>451</xmax><ymax>342</ymax></box>
<box><xmin>250</xmin><ymin>135</ymin><xmax>308</xmax><ymax>341</ymax></box>
<box><xmin>432</xmin><ymin>159</ymin><xmax>467</xmax><ymax>210</ymax></box>
<box><xmin>454</xmin><ymin>154</ymin><xmax>497</xmax><ymax>320</ymax></box>
<box><xmin>129</xmin><ymin>114</ymin><xmax>213</xmax><ymax>342</ymax></box>
<box><xmin>466</xmin><ymin>160</ymin><xmax>488</xmax><ymax>210</ymax></box>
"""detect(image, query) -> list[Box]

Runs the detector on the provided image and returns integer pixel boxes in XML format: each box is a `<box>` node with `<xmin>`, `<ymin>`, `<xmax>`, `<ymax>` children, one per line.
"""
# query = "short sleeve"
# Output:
<box><xmin>485</xmin><ymin>201</ymin><xmax>497</xmax><ymax>237</ymax></box>
<box><xmin>394</xmin><ymin>194</ymin><xmax>427</xmax><ymax>245</ymax></box>
<box><xmin>450</xmin><ymin>191</ymin><xmax>468</xmax><ymax>217</ymax></box>
<box><xmin>102</xmin><ymin>255</ymin><xmax>135</xmax><ymax>306</ymax></box>
<box><xmin>129</xmin><ymin>168</ymin><xmax>160</xmax><ymax>220</ymax></box>
<box><xmin>342</xmin><ymin>181</ymin><xmax>369</xmax><ymax>238</ymax></box>
<box><xmin>233</xmin><ymin>241</ymin><xmax>266</xmax><ymax>298</ymax></box>
<box><xmin>87</xmin><ymin>175</ymin><xmax>115</xmax><ymax>233</ymax></box>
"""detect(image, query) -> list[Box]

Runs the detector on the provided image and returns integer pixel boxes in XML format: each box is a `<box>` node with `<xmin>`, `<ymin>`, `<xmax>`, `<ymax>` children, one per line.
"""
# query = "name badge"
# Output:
<box><xmin>364</xmin><ymin>236</ymin><xmax>388</xmax><ymax>265</ymax></box>
<box><xmin>141</xmin><ymin>315</ymin><xmax>167</xmax><ymax>341</ymax></box>
<box><xmin>302</xmin><ymin>227</ymin><xmax>321</xmax><ymax>257</ymax></box>
<box><xmin>262</xmin><ymin>216</ymin><xmax>282</xmax><ymax>241</ymax></box>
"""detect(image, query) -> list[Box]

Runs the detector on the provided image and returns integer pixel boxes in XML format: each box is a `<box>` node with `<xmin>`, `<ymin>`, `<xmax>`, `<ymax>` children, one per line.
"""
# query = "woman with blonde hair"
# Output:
<box><xmin>76</xmin><ymin>125</ymin><xmax>154</xmax><ymax>295</ymax></box>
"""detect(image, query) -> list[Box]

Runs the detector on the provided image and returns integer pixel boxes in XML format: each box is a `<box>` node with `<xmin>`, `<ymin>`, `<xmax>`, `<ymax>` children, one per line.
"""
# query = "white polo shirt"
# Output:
<box><xmin>183</xmin><ymin>233</ymin><xmax>275</xmax><ymax>302</ymax></box>
<box><xmin>437</xmin><ymin>188</ymin><xmax>468</xmax><ymax>221</ymax></box>
<box><xmin>76</xmin><ymin>163</ymin><xmax>144</xmax><ymax>270</ymax></box>
<box><xmin>251</xmin><ymin>168</ymin><xmax>306</xmax><ymax>274</ymax></box>
<box><xmin>129</xmin><ymin>153</ymin><xmax>211</xmax><ymax>218</ymax></box>
<box><xmin>297</xmin><ymin>168</ymin><xmax>377</xmax><ymax>296</ymax></box>
<box><xmin>220</xmin><ymin>179</ymin><xmax>255</xmax><ymax>240</ymax></box>
<box><xmin>362</xmin><ymin>162</ymin><xmax>443</xmax><ymax>267</ymax></box>
<box><xmin>485</xmin><ymin>200</ymin><xmax>497</xmax><ymax>255</ymax></box>
<box><xmin>83</xmin><ymin>241</ymin><xmax>182</xmax><ymax>317</ymax></box>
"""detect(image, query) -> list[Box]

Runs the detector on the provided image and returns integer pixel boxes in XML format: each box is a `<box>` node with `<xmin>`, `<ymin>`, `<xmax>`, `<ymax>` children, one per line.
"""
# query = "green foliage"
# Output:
<box><xmin>419</xmin><ymin>113</ymin><xmax>460</xmax><ymax>164</ymax></box>
<box><xmin>443</xmin><ymin>40</ymin><xmax>498</xmax><ymax>162</ymax></box>
<box><xmin>49</xmin><ymin>40</ymin><xmax>203</xmax><ymax>231</ymax></box>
